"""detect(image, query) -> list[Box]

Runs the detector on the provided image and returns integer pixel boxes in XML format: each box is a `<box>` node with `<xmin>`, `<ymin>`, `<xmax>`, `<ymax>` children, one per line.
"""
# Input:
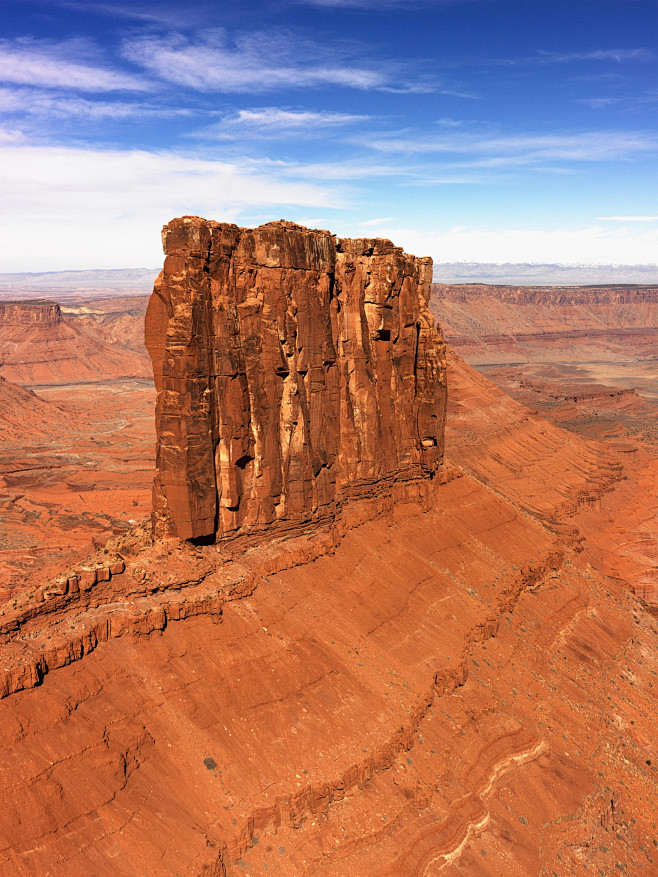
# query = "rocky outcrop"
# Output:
<box><xmin>430</xmin><ymin>282</ymin><xmax>658</xmax><ymax>364</ymax></box>
<box><xmin>0</xmin><ymin>297</ymin><xmax>151</xmax><ymax>385</ymax></box>
<box><xmin>0</xmin><ymin>299</ymin><xmax>62</xmax><ymax>325</ymax></box>
<box><xmin>146</xmin><ymin>217</ymin><xmax>447</xmax><ymax>541</ymax></box>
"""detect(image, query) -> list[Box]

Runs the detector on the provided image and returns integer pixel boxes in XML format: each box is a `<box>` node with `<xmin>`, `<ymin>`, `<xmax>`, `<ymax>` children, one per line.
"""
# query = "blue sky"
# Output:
<box><xmin>0</xmin><ymin>0</ymin><xmax>656</xmax><ymax>270</ymax></box>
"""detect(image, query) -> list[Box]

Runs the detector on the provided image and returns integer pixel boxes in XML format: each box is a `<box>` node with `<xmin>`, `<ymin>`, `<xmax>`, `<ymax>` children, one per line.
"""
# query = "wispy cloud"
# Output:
<box><xmin>0</xmin><ymin>125</ymin><xmax>24</xmax><ymax>144</ymax></box>
<box><xmin>0</xmin><ymin>86</ymin><xmax>192</xmax><ymax>120</ymax></box>
<box><xmin>576</xmin><ymin>91</ymin><xmax>658</xmax><ymax>111</ymax></box>
<box><xmin>0</xmin><ymin>37</ymin><xmax>148</xmax><ymax>92</ymax></box>
<box><xmin>192</xmin><ymin>107</ymin><xmax>370</xmax><ymax>140</ymax></box>
<box><xmin>535</xmin><ymin>48</ymin><xmax>653</xmax><ymax>64</ymax></box>
<box><xmin>122</xmin><ymin>29</ymin><xmax>437</xmax><ymax>94</ymax></box>
<box><xmin>292</xmin><ymin>0</ymin><xmax>479</xmax><ymax>7</ymax></box>
<box><xmin>358</xmin><ymin>130</ymin><xmax>658</xmax><ymax>165</ymax></box>
<box><xmin>596</xmin><ymin>216</ymin><xmax>658</xmax><ymax>222</ymax></box>
<box><xmin>437</xmin><ymin>47</ymin><xmax>653</xmax><ymax>70</ymax></box>
<box><xmin>50</xmin><ymin>0</ymin><xmax>199</xmax><ymax>26</ymax></box>
<box><xmin>577</xmin><ymin>97</ymin><xmax>625</xmax><ymax>110</ymax></box>
<box><xmin>358</xmin><ymin>216</ymin><xmax>395</xmax><ymax>226</ymax></box>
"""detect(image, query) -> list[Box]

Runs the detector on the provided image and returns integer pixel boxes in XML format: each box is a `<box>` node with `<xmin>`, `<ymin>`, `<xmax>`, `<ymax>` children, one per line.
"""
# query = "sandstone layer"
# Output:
<box><xmin>0</xmin><ymin>298</ymin><xmax>151</xmax><ymax>385</ymax></box>
<box><xmin>0</xmin><ymin>343</ymin><xmax>657</xmax><ymax>876</ymax></box>
<box><xmin>146</xmin><ymin>218</ymin><xmax>446</xmax><ymax>541</ymax></box>
<box><xmin>431</xmin><ymin>283</ymin><xmax>658</xmax><ymax>364</ymax></box>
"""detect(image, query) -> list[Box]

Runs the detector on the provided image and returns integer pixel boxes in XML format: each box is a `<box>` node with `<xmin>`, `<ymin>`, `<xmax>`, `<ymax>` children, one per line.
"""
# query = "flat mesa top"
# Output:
<box><xmin>0</xmin><ymin>299</ymin><xmax>58</xmax><ymax>307</ymax></box>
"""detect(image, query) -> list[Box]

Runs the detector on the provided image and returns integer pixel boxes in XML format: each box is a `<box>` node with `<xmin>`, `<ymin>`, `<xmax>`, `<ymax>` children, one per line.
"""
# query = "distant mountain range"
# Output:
<box><xmin>0</xmin><ymin>263</ymin><xmax>657</xmax><ymax>296</ymax></box>
<box><xmin>0</xmin><ymin>268</ymin><xmax>159</xmax><ymax>294</ymax></box>
<box><xmin>432</xmin><ymin>262</ymin><xmax>658</xmax><ymax>285</ymax></box>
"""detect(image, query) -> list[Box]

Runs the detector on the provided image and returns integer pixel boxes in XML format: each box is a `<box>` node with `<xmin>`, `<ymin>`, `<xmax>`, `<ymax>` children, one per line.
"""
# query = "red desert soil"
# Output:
<box><xmin>0</xmin><ymin>298</ymin><xmax>150</xmax><ymax>384</ymax></box>
<box><xmin>0</xmin><ymin>249</ymin><xmax>656</xmax><ymax>875</ymax></box>
<box><xmin>0</xmin><ymin>379</ymin><xmax>154</xmax><ymax>602</ymax></box>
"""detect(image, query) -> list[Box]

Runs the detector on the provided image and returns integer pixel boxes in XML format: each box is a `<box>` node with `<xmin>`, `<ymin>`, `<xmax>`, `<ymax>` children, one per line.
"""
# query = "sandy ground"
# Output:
<box><xmin>0</xmin><ymin>379</ymin><xmax>154</xmax><ymax>599</ymax></box>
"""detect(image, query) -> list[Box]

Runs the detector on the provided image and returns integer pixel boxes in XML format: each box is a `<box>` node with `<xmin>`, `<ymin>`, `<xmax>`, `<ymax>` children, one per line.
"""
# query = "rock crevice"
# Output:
<box><xmin>146</xmin><ymin>217</ymin><xmax>447</xmax><ymax>541</ymax></box>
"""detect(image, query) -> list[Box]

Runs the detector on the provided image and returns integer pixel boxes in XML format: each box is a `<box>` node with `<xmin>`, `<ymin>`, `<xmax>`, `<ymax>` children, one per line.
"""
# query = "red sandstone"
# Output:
<box><xmin>146</xmin><ymin>218</ymin><xmax>446</xmax><ymax>541</ymax></box>
<box><xmin>0</xmin><ymin>298</ymin><xmax>150</xmax><ymax>384</ymax></box>
<box><xmin>0</xmin><ymin>230</ymin><xmax>655</xmax><ymax>876</ymax></box>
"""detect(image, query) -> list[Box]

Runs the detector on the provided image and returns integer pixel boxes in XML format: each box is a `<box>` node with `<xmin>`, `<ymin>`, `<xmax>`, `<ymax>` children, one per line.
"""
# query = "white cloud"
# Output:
<box><xmin>0</xmin><ymin>38</ymin><xmax>148</xmax><ymax>92</ymax></box>
<box><xmin>359</xmin><ymin>130</ymin><xmax>658</xmax><ymax>165</ymax></box>
<box><xmin>352</xmin><ymin>223</ymin><xmax>658</xmax><ymax>265</ymax></box>
<box><xmin>536</xmin><ymin>48</ymin><xmax>653</xmax><ymax>64</ymax></box>
<box><xmin>193</xmin><ymin>107</ymin><xmax>370</xmax><ymax>140</ymax></box>
<box><xmin>0</xmin><ymin>86</ymin><xmax>191</xmax><ymax>120</ymax></box>
<box><xmin>0</xmin><ymin>145</ymin><xmax>340</xmax><ymax>271</ymax></box>
<box><xmin>358</xmin><ymin>217</ymin><xmax>395</xmax><ymax>226</ymax></box>
<box><xmin>596</xmin><ymin>216</ymin><xmax>658</xmax><ymax>222</ymax></box>
<box><xmin>122</xmin><ymin>29</ymin><xmax>429</xmax><ymax>93</ymax></box>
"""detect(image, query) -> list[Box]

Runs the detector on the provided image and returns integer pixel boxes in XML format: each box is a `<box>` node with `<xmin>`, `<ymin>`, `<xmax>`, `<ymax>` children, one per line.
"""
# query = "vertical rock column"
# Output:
<box><xmin>146</xmin><ymin>217</ymin><xmax>447</xmax><ymax>542</ymax></box>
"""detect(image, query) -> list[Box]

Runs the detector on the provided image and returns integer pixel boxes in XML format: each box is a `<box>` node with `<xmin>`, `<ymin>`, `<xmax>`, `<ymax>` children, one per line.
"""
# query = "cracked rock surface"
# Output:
<box><xmin>146</xmin><ymin>217</ymin><xmax>447</xmax><ymax>541</ymax></box>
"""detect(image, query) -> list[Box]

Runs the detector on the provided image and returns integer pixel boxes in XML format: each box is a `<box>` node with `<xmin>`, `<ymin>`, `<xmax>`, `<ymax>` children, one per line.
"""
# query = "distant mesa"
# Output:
<box><xmin>431</xmin><ymin>281</ymin><xmax>658</xmax><ymax>365</ymax></box>
<box><xmin>0</xmin><ymin>298</ymin><xmax>62</xmax><ymax>325</ymax></box>
<box><xmin>0</xmin><ymin>297</ymin><xmax>151</xmax><ymax>385</ymax></box>
<box><xmin>146</xmin><ymin>216</ymin><xmax>447</xmax><ymax>542</ymax></box>
<box><xmin>433</xmin><ymin>261</ymin><xmax>658</xmax><ymax>285</ymax></box>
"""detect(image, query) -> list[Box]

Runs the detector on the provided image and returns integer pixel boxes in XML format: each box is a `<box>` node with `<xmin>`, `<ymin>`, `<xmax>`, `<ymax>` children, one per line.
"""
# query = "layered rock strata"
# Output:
<box><xmin>0</xmin><ymin>299</ymin><xmax>62</xmax><ymax>325</ymax></box>
<box><xmin>430</xmin><ymin>282</ymin><xmax>658</xmax><ymax>364</ymax></box>
<box><xmin>146</xmin><ymin>217</ymin><xmax>447</xmax><ymax>541</ymax></box>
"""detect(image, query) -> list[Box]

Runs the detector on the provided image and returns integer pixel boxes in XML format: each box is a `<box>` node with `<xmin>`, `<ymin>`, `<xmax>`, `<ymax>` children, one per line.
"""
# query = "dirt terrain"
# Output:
<box><xmin>0</xmin><ymin>379</ymin><xmax>155</xmax><ymax>603</ymax></box>
<box><xmin>0</xmin><ymin>267</ymin><xmax>655</xmax><ymax>875</ymax></box>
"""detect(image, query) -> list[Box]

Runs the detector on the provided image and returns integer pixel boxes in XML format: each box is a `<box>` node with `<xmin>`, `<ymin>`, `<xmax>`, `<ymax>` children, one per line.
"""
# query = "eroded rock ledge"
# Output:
<box><xmin>146</xmin><ymin>217</ymin><xmax>447</xmax><ymax>541</ymax></box>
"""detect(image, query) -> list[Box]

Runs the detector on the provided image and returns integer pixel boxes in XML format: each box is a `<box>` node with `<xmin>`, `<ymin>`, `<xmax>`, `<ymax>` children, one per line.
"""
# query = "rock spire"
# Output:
<box><xmin>145</xmin><ymin>217</ymin><xmax>447</xmax><ymax>541</ymax></box>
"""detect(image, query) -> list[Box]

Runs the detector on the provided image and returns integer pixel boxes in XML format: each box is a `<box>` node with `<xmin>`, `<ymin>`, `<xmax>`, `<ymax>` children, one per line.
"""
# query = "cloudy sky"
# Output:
<box><xmin>1</xmin><ymin>0</ymin><xmax>656</xmax><ymax>270</ymax></box>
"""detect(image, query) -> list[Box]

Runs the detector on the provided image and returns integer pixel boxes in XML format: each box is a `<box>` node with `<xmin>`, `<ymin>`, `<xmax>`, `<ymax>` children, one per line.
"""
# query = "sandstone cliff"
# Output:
<box><xmin>0</xmin><ymin>299</ymin><xmax>62</xmax><ymax>325</ymax></box>
<box><xmin>146</xmin><ymin>217</ymin><xmax>447</xmax><ymax>541</ymax></box>
<box><xmin>0</xmin><ymin>298</ymin><xmax>151</xmax><ymax>384</ymax></box>
<box><xmin>430</xmin><ymin>282</ymin><xmax>658</xmax><ymax>364</ymax></box>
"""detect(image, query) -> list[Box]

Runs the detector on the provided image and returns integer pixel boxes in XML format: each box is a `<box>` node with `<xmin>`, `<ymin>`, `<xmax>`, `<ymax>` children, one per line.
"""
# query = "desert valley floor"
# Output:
<box><xmin>0</xmin><ymin>279</ymin><xmax>656</xmax><ymax>876</ymax></box>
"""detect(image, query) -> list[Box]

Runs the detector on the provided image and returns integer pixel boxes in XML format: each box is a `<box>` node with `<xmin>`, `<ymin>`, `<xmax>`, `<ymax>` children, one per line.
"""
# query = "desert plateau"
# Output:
<box><xmin>0</xmin><ymin>217</ymin><xmax>654</xmax><ymax>877</ymax></box>
<box><xmin>2</xmin><ymin>1</ymin><xmax>657</xmax><ymax>873</ymax></box>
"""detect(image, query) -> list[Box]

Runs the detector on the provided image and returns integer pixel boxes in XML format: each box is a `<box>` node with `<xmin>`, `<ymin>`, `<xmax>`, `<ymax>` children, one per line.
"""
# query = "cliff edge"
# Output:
<box><xmin>145</xmin><ymin>217</ymin><xmax>447</xmax><ymax>541</ymax></box>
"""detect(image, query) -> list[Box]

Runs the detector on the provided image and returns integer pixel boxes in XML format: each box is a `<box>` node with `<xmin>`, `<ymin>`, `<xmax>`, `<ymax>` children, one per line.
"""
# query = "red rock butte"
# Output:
<box><xmin>145</xmin><ymin>217</ymin><xmax>447</xmax><ymax>542</ymax></box>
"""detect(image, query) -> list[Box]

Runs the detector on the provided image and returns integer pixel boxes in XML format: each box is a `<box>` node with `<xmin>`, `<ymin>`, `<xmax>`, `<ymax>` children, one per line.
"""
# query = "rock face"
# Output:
<box><xmin>0</xmin><ymin>299</ymin><xmax>62</xmax><ymax>325</ymax></box>
<box><xmin>146</xmin><ymin>217</ymin><xmax>447</xmax><ymax>541</ymax></box>
<box><xmin>0</xmin><ymin>298</ymin><xmax>151</xmax><ymax>384</ymax></box>
<box><xmin>430</xmin><ymin>282</ymin><xmax>658</xmax><ymax>364</ymax></box>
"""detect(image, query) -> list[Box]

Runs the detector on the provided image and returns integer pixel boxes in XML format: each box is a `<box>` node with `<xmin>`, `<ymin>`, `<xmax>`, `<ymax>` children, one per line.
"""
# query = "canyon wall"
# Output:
<box><xmin>431</xmin><ymin>282</ymin><xmax>658</xmax><ymax>364</ymax></box>
<box><xmin>0</xmin><ymin>299</ymin><xmax>62</xmax><ymax>325</ymax></box>
<box><xmin>0</xmin><ymin>298</ymin><xmax>151</xmax><ymax>384</ymax></box>
<box><xmin>145</xmin><ymin>217</ymin><xmax>447</xmax><ymax>541</ymax></box>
